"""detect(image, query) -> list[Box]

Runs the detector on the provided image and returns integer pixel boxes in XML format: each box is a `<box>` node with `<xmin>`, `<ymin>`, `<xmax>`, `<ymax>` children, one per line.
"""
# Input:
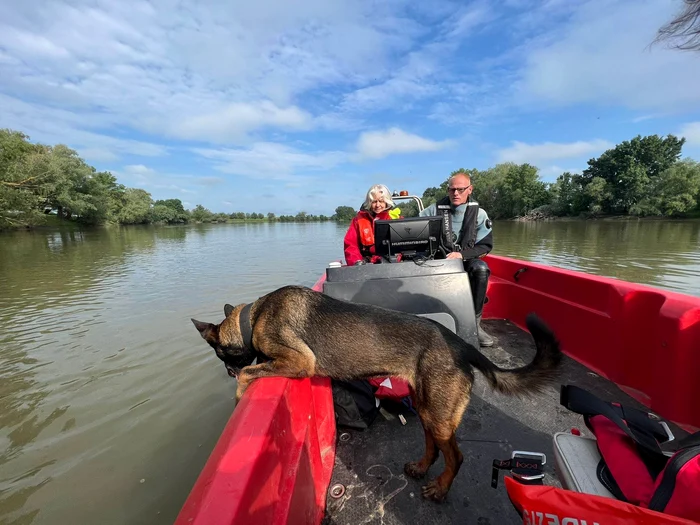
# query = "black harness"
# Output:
<box><xmin>436</xmin><ymin>202</ymin><xmax>456</xmax><ymax>252</ymax></box>
<box><xmin>435</xmin><ymin>196</ymin><xmax>481</xmax><ymax>253</ymax></box>
<box><xmin>239</xmin><ymin>302</ymin><xmax>254</xmax><ymax>351</ymax></box>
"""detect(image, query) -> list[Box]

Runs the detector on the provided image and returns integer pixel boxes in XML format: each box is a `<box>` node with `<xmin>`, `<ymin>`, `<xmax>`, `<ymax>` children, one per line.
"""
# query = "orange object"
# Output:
<box><xmin>357</xmin><ymin>216</ymin><xmax>374</xmax><ymax>246</ymax></box>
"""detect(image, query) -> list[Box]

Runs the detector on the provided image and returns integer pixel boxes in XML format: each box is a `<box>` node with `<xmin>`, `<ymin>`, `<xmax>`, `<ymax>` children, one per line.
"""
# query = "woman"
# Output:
<box><xmin>343</xmin><ymin>184</ymin><xmax>401</xmax><ymax>266</ymax></box>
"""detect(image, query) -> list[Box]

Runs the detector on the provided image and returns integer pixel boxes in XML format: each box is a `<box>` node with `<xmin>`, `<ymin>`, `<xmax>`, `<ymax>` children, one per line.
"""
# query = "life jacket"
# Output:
<box><xmin>435</xmin><ymin>196</ymin><xmax>481</xmax><ymax>251</ymax></box>
<box><xmin>357</xmin><ymin>214</ymin><xmax>374</xmax><ymax>247</ymax></box>
<box><xmin>355</xmin><ymin>207</ymin><xmax>400</xmax><ymax>252</ymax></box>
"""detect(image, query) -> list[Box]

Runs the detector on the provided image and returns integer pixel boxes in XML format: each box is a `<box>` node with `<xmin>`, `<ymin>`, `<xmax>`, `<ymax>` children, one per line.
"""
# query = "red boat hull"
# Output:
<box><xmin>482</xmin><ymin>255</ymin><xmax>699</xmax><ymax>433</ymax></box>
<box><xmin>175</xmin><ymin>255</ymin><xmax>700</xmax><ymax>525</ymax></box>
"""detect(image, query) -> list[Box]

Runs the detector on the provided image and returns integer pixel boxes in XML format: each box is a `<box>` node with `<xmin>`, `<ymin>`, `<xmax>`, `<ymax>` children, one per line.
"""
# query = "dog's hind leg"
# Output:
<box><xmin>404</xmin><ymin>424</ymin><xmax>439</xmax><ymax>479</ymax></box>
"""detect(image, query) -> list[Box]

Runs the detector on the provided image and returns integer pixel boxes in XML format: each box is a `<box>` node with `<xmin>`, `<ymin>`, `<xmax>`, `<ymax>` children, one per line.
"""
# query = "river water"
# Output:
<box><xmin>1</xmin><ymin>219</ymin><xmax>699</xmax><ymax>524</ymax></box>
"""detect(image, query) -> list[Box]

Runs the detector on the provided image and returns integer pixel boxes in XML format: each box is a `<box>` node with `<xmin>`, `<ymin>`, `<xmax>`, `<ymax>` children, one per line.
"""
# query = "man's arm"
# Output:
<box><xmin>419</xmin><ymin>203</ymin><xmax>436</xmax><ymax>217</ymax></box>
<box><xmin>460</xmin><ymin>208</ymin><xmax>493</xmax><ymax>260</ymax></box>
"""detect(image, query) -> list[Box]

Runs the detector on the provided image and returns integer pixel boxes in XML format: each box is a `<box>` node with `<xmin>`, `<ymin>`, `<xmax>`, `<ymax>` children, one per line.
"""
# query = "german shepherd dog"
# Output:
<box><xmin>192</xmin><ymin>285</ymin><xmax>562</xmax><ymax>502</ymax></box>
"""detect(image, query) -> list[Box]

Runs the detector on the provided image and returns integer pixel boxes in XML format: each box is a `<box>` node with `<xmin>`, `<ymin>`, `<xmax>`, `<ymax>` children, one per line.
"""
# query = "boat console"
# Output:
<box><xmin>322</xmin><ymin>258</ymin><xmax>479</xmax><ymax>348</ymax></box>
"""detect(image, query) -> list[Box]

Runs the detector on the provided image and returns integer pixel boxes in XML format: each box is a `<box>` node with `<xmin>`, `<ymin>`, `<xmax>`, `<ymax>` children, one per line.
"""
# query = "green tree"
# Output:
<box><xmin>581</xmin><ymin>134</ymin><xmax>685</xmax><ymax>214</ymax></box>
<box><xmin>0</xmin><ymin>130</ymin><xmax>49</xmax><ymax>227</ymax></box>
<box><xmin>116</xmin><ymin>188</ymin><xmax>153</xmax><ymax>224</ymax></box>
<box><xmin>153</xmin><ymin>199</ymin><xmax>189</xmax><ymax>223</ymax></box>
<box><xmin>630</xmin><ymin>159</ymin><xmax>700</xmax><ymax>217</ymax></box>
<box><xmin>333</xmin><ymin>206</ymin><xmax>355</xmax><ymax>222</ymax></box>
<box><xmin>469</xmin><ymin>163</ymin><xmax>549</xmax><ymax>219</ymax></box>
<box><xmin>191</xmin><ymin>204</ymin><xmax>213</xmax><ymax>222</ymax></box>
<box><xmin>470</xmin><ymin>166</ymin><xmax>507</xmax><ymax>217</ymax></box>
<box><xmin>549</xmin><ymin>172</ymin><xmax>587</xmax><ymax>216</ymax></box>
<box><xmin>151</xmin><ymin>204</ymin><xmax>177</xmax><ymax>223</ymax></box>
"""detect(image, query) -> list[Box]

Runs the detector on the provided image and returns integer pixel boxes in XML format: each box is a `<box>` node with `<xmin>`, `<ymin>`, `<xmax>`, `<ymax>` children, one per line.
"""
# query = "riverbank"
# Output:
<box><xmin>514</xmin><ymin>210</ymin><xmax>700</xmax><ymax>222</ymax></box>
<box><xmin>0</xmin><ymin>216</ymin><xmax>342</xmax><ymax>232</ymax></box>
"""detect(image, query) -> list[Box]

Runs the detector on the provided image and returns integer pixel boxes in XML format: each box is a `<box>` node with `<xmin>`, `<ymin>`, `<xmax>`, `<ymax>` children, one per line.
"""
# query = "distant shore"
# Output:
<box><xmin>514</xmin><ymin>212</ymin><xmax>700</xmax><ymax>222</ymax></box>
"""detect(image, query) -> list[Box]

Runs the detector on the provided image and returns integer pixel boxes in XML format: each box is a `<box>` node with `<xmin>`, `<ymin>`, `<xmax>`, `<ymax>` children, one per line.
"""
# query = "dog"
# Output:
<box><xmin>191</xmin><ymin>284</ymin><xmax>562</xmax><ymax>502</ymax></box>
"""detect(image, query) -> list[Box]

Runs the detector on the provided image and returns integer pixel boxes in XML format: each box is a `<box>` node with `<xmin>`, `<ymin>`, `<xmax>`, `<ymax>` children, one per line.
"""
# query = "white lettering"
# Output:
<box><xmin>391</xmin><ymin>240</ymin><xmax>427</xmax><ymax>246</ymax></box>
<box><xmin>521</xmin><ymin>511</ymin><xmax>600</xmax><ymax>525</ymax></box>
<box><xmin>545</xmin><ymin>514</ymin><xmax>560</xmax><ymax>525</ymax></box>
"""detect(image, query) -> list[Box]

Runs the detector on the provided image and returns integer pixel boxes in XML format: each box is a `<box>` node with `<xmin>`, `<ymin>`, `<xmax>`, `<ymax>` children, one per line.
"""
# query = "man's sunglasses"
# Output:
<box><xmin>448</xmin><ymin>185</ymin><xmax>471</xmax><ymax>194</ymax></box>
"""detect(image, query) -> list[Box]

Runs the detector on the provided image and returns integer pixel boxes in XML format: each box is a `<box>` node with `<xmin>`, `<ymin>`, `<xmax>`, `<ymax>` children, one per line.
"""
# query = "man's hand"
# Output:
<box><xmin>446</xmin><ymin>252</ymin><xmax>463</xmax><ymax>260</ymax></box>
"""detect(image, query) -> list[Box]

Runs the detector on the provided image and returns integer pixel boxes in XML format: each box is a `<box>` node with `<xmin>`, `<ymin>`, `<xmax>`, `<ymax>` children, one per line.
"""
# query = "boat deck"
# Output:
<box><xmin>322</xmin><ymin>318</ymin><xmax>686</xmax><ymax>525</ymax></box>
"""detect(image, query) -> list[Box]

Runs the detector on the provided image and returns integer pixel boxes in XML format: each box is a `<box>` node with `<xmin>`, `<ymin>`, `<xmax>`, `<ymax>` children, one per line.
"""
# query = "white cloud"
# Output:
<box><xmin>193</xmin><ymin>142</ymin><xmax>348</xmax><ymax>180</ymax></box>
<box><xmin>517</xmin><ymin>0</ymin><xmax>700</xmax><ymax>113</ymax></box>
<box><xmin>0</xmin><ymin>94</ymin><xmax>168</xmax><ymax>161</ymax></box>
<box><xmin>124</xmin><ymin>164</ymin><xmax>156</xmax><ymax>176</ymax></box>
<box><xmin>632</xmin><ymin>114</ymin><xmax>663</xmax><ymax>123</ymax></box>
<box><xmin>0</xmin><ymin>0</ymin><xmax>418</xmax><ymax>149</ymax></box>
<box><xmin>356</xmin><ymin>127</ymin><xmax>453</xmax><ymax>159</ymax></box>
<box><xmin>497</xmin><ymin>139</ymin><xmax>612</xmax><ymax>164</ymax></box>
<box><xmin>339</xmin><ymin>3</ymin><xmax>495</xmax><ymax>115</ymax></box>
<box><xmin>678</xmin><ymin>122</ymin><xmax>700</xmax><ymax>147</ymax></box>
<box><xmin>172</xmin><ymin>102</ymin><xmax>312</xmax><ymax>143</ymax></box>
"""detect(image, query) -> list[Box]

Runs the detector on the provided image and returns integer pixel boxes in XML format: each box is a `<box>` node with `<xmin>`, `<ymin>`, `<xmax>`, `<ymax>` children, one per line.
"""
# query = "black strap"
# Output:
<box><xmin>239</xmin><ymin>302</ymin><xmax>254</xmax><ymax>351</ymax></box>
<box><xmin>596</xmin><ymin>459</ymin><xmax>627</xmax><ymax>501</ymax></box>
<box><xmin>436</xmin><ymin>203</ymin><xmax>455</xmax><ymax>252</ymax></box>
<box><xmin>677</xmin><ymin>430</ymin><xmax>700</xmax><ymax>450</ymax></box>
<box><xmin>560</xmin><ymin>385</ymin><xmax>667</xmax><ymax>456</ymax></box>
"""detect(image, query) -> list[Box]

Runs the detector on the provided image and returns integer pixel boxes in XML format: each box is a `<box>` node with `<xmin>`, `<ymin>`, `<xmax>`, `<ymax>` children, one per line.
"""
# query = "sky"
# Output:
<box><xmin>1</xmin><ymin>0</ymin><xmax>700</xmax><ymax>216</ymax></box>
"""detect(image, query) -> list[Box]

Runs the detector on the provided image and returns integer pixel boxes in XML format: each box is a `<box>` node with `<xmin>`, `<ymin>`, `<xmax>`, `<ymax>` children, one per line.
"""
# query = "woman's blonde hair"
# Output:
<box><xmin>363</xmin><ymin>184</ymin><xmax>394</xmax><ymax>211</ymax></box>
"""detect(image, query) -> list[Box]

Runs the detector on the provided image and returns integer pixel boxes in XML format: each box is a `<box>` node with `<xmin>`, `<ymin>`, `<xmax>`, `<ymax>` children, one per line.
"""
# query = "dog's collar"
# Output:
<box><xmin>239</xmin><ymin>302</ymin><xmax>254</xmax><ymax>351</ymax></box>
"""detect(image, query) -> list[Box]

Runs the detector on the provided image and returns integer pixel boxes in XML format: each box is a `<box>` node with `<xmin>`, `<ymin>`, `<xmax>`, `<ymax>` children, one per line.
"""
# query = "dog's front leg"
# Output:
<box><xmin>235</xmin><ymin>362</ymin><xmax>272</xmax><ymax>402</ymax></box>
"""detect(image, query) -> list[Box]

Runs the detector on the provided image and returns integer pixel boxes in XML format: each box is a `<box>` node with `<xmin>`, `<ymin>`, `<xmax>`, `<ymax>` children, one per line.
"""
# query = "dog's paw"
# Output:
<box><xmin>404</xmin><ymin>461</ymin><xmax>428</xmax><ymax>479</ymax></box>
<box><xmin>421</xmin><ymin>479</ymin><xmax>448</xmax><ymax>502</ymax></box>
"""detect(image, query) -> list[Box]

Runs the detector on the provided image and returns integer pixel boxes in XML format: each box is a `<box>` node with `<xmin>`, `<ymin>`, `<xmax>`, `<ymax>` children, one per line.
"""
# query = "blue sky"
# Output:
<box><xmin>1</xmin><ymin>0</ymin><xmax>699</xmax><ymax>216</ymax></box>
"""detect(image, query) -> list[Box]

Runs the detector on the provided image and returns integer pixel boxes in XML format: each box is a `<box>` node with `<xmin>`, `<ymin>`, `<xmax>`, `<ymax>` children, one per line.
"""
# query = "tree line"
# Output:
<box><xmin>4</xmin><ymin>129</ymin><xmax>699</xmax><ymax>230</ymax></box>
<box><xmin>386</xmin><ymin>134</ymin><xmax>700</xmax><ymax>220</ymax></box>
<box><xmin>0</xmin><ymin>129</ymin><xmax>338</xmax><ymax>230</ymax></box>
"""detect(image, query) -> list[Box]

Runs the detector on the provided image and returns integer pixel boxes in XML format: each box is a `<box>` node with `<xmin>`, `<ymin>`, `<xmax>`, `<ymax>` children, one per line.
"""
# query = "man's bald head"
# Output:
<box><xmin>447</xmin><ymin>173</ymin><xmax>473</xmax><ymax>206</ymax></box>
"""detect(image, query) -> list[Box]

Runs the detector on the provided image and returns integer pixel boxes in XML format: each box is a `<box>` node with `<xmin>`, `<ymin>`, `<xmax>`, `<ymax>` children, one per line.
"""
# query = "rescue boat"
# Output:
<box><xmin>174</xmin><ymin>193</ymin><xmax>700</xmax><ymax>525</ymax></box>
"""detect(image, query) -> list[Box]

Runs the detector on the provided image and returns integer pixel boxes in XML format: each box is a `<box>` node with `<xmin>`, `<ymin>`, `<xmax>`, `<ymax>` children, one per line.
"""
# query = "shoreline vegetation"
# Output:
<box><xmin>2</xmin><ymin>128</ymin><xmax>699</xmax><ymax>232</ymax></box>
<box><xmin>396</xmin><ymin>134</ymin><xmax>699</xmax><ymax>223</ymax></box>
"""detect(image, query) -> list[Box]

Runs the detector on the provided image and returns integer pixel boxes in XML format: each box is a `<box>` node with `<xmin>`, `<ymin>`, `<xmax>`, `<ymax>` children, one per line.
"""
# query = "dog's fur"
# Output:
<box><xmin>192</xmin><ymin>285</ymin><xmax>562</xmax><ymax>502</ymax></box>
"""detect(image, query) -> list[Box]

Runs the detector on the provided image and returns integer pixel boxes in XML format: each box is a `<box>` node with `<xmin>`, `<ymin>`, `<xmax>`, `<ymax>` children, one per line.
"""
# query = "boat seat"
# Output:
<box><xmin>552</xmin><ymin>432</ymin><xmax>616</xmax><ymax>499</ymax></box>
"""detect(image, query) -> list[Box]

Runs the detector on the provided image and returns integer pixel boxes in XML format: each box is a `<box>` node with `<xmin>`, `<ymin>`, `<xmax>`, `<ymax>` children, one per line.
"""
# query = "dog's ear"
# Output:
<box><xmin>191</xmin><ymin>319</ymin><xmax>218</xmax><ymax>343</ymax></box>
<box><xmin>224</xmin><ymin>304</ymin><xmax>234</xmax><ymax>318</ymax></box>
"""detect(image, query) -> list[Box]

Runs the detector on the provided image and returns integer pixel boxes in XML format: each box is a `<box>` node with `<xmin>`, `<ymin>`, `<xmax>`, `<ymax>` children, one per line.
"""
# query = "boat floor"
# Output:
<box><xmin>322</xmin><ymin>319</ymin><xmax>687</xmax><ymax>525</ymax></box>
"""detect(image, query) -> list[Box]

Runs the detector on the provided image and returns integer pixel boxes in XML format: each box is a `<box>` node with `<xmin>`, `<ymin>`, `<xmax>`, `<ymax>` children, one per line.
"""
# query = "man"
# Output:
<box><xmin>420</xmin><ymin>172</ymin><xmax>494</xmax><ymax>347</ymax></box>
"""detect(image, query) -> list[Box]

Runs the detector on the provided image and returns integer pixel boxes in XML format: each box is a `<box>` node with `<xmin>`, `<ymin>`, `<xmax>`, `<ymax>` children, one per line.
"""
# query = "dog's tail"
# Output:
<box><xmin>466</xmin><ymin>313</ymin><xmax>563</xmax><ymax>396</ymax></box>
